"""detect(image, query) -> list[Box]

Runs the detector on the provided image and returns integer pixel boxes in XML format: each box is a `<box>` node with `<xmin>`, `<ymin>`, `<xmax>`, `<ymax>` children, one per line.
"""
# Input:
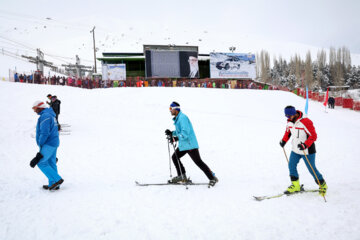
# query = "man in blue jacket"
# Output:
<box><xmin>31</xmin><ymin>101</ymin><xmax>64</xmax><ymax>190</ymax></box>
<box><xmin>165</xmin><ymin>101</ymin><xmax>218</xmax><ymax>186</ymax></box>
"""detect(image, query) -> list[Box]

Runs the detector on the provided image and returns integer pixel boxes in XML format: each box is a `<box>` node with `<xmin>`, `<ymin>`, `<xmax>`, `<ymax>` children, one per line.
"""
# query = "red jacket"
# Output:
<box><xmin>282</xmin><ymin>111</ymin><xmax>317</xmax><ymax>155</ymax></box>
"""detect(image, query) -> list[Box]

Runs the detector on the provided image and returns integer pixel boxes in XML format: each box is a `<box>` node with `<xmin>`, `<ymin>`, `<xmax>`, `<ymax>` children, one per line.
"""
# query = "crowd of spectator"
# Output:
<box><xmin>14</xmin><ymin>73</ymin><xmax>103</xmax><ymax>89</ymax></box>
<box><xmin>13</xmin><ymin>72</ymin><xmax>280</xmax><ymax>90</ymax></box>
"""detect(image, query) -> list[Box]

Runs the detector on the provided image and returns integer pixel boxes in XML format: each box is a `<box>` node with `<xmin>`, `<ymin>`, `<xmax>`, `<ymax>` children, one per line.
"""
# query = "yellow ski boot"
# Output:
<box><xmin>284</xmin><ymin>180</ymin><xmax>301</xmax><ymax>194</ymax></box>
<box><xmin>319</xmin><ymin>182</ymin><xmax>328</xmax><ymax>196</ymax></box>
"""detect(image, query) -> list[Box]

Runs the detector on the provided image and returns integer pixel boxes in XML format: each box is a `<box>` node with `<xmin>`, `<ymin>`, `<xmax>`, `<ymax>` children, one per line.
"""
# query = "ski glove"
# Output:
<box><xmin>279</xmin><ymin>140</ymin><xmax>286</xmax><ymax>148</ymax></box>
<box><xmin>165</xmin><ymin>129</ymin><xmax>172</xmax><ymax>137</ymax></box>
<box><xmin>298</xmin><ymin>143</ymin><xmax>307</xmax><ymax>150</ymax></box>
<box><xmin>30</xmin><ymin>152</ymin><xmax>43</xmax><ymax>168</ymax></box>
<box><xmin>169</xmin><ymin>136</ymin><xmax>179</xmax><ymax>144</ymax></box>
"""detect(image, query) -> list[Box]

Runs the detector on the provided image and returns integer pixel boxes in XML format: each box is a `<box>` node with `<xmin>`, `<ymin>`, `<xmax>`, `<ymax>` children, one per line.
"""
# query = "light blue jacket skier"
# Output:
<box><xmin>172</xmin><ymin>111</ymin><xmax>199</xmax><ymax>151</ymax></box>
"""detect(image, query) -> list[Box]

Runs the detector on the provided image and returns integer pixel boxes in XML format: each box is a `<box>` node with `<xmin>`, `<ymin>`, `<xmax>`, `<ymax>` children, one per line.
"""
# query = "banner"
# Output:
<box><xmin>210</xmin><ymin>53</ymin><xmax>256</xmax><ymax>79</ymax></box>
<box><xmin>102</xmin><ymin>64</ymin><xmax>126</xmax><ymax>81</ymax></box>
<box><xmin>145</xmin><ymin>50</ymin><xmax>199</xmax><ymax>78</ymax></box>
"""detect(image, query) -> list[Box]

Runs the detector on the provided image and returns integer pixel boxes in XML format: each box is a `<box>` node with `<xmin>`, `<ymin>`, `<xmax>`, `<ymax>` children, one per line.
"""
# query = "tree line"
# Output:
<box><xmin>256</xmin><ymin>47</ymin><xmax>360</xmax><ymax>91</ymax></box>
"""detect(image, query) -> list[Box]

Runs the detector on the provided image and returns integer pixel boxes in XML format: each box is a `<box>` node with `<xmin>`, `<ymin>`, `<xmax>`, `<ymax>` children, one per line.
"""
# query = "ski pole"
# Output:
<box><xmin>302</xmin><ymin>150</ymin><xmax>327</xmax><ymax>202</ymax></box>
<box><xmin>167</xmin><ymin>138</ymin><xmax>172</xmax><ymax>178</ymax></box>
<box><xmin>170</xmin><ymin>141</ymin><xmax>188</xmax><ymax>189</ymax></box>
<box><xmin>282</xmin><ymin>147</ymin><xmax>289</xmax><ymax>163</ymax></box>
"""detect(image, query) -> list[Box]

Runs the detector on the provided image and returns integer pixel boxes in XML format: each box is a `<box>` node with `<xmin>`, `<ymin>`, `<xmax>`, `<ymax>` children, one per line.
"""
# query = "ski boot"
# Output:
<box><xmin>48</xmin><ymin>179</ymin><xmax>64</xmax><ymax>190</ymax></box>
<box><xmin>209</xmin><ymin>172</ymin><xmax>219</xmax><ymax>187</ymax></box>
<box><xmin>319</xmin><ymin>181</ymin><xmax>328</xmax><ymax>196</ymax></box>
<box><xmin>43</xmin><ymin>185</ymin><xmax>60</xmax><ymax>190</ymax></box>
<box><xmin>284</xmin><ymin>180</ymin><xmax>301</xmax><ymax>194</ymax></box>
<box><xmin>168</xmin><ymin>174</ymin><xmax>189</xmax><ymax>184</ymax></box>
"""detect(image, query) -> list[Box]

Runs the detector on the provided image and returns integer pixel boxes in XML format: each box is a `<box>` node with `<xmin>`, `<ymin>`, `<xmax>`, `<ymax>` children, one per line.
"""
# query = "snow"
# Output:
<box><xmin>0</xmin><ymin>81</ymin><xmax>360</xmax><ymax>240</ymax></box>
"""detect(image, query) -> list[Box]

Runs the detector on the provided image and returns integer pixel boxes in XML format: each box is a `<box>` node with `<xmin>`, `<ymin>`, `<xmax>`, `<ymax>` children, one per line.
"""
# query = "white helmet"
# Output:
<box><xmin>32</xmin><ymin>101</ymin><xmax>47</xmax><ymax>109</ymax></box>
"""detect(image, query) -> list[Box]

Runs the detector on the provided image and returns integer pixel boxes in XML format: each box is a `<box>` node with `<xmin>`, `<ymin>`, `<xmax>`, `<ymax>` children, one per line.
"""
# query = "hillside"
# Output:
<box><xmin>0</xmin><ymin>81</ymin><xmax>359</xmax><ymax>240</ymax></box>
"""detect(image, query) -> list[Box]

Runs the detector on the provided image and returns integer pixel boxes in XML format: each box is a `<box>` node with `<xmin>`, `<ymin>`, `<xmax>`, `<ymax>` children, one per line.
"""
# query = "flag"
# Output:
<box><xmin>323</xmin><ymin>87</ymin><xmax>329</xmax><ymax>107</ymax></box>
<box><xmin>305</xmin><ymin>86</ymin><xmax>309</xmax><ymax>115</ymax></box>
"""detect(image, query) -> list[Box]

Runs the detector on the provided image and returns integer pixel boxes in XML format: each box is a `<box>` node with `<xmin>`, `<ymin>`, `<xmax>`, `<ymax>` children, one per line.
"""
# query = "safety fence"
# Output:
<box><xmin>8</xmin><ymin>75</ymin><xmax>285</xmax><ymax>91</ymax></box>
<box><xmin>295</xmin><ymin>88</ymin><xmax>360</xmax><ymax>111</ymax></box>
<box><xmin>10</xmin><ymin>72</ymin><xmax>359</xmax><ymax>111</ymax></box>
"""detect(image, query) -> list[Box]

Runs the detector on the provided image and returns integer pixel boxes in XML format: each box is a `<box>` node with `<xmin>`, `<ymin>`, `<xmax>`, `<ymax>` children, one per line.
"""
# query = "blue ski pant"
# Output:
<box><xmin>37</xmin><ymin>145</ymin><xmax>62</xmax><ymax>186</ymax></box>
<box><xmin>289</xmin><ymin>151</ymin><xmax>323</xmax><ymax>182</ymax></box>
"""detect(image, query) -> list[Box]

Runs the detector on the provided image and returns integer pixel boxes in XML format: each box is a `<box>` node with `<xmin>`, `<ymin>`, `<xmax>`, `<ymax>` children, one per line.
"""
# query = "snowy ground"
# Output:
<box><xmin>0</xmin><ymin>81</ymin><xmax>360</xmax><ymax>240</ymax></box>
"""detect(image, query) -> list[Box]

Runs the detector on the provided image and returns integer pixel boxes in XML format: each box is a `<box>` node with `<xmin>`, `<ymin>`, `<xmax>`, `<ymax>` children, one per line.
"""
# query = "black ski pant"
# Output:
<box><xmin>55</xmin><ymin>115</ymin><xmax>61</xmax><ymax>130</ymax></box>
<box><xmin>172</xmin><ymin>148</ymin><xmax>214</xmax><ymax>180</ymax></box>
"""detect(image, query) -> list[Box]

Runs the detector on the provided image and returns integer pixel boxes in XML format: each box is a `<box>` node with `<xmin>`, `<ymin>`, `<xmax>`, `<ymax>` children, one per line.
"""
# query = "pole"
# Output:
<box><xmin>302</xmin><ymin>150</ymin><xmax>327</xmax><ymax>202</ymax></box>
<box><xmin>282</xmin><ymin>147</ymin><xmax>289</xmax><ymax>163</ymax></box>
<box><xmin>167</xmin><ymin>139</ymin><xmax>172</xmax><ymax>178</ymax></box>
<box><xmin>170</xmin><ymin>140</ymin><xmax>188</xmax><ymax>189</ymax></box>
<box><xmin>90</xmin><ymin>26</ymin><xmax>97</xmax><ymax>73</ymax></box>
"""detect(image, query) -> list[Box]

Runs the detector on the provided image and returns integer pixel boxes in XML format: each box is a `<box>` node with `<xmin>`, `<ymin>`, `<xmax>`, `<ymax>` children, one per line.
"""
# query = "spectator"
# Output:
<box><xmin>50</xmin><ymin>96</ymin><xmax>61</xmax><ymax>130</ymax></box>
<box><xmin>328</xmin><ymin>97</ymin><xmax>335</xmax><ymax>109</ymax></box>
<box><xmin>14</xmin><ymin>72</ymin><xmax>19</xmax><ymax>82</ymax></box>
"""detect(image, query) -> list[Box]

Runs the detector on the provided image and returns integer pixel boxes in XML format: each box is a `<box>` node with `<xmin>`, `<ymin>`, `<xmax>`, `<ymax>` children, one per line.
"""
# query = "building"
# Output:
<box><xmin>97</xmin><ymin>45</ymin><xmax>210</xmax><ymax>79</ymax></box>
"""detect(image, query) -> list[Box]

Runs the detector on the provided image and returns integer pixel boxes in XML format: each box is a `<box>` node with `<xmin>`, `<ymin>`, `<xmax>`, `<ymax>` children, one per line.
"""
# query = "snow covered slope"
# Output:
<box><xmin>0</xmin><ymin>81</ymin><xmax>359</xmax><ymax>240</ymax></box>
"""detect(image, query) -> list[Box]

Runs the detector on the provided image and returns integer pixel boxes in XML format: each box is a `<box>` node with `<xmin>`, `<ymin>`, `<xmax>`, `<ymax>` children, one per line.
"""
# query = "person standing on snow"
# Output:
<box><xmin>165</xmin><ymin>101</ymin><xmax>218</xmax><ymax>186</ymax></box>
<box><xmin>46</xmin><ymin>94</ymin><xmax>52</xmax><ymax>105</ymax></box>
<box><xmin>280</xmin><ymin>106</ymin><xmax>327</xmax><ymax>196</ymax></box>
<box><xmin>50</xmin><ymin>96</ymin><xmax>61</xmax><ymax>123</ymax></box>
<box><xmin>328</xmin><ymin>97</ymin><xmax>335</xmax><ymax>109</ymax></box>
<box><xmin>30</xmin><ymin>101</ymin><xmax>64</xmax><ymax>190</ymax></box>
<box><xmin>47</xmin><ymin>95</ymin><xmax>61</xmax><ymax>130</ymax></box>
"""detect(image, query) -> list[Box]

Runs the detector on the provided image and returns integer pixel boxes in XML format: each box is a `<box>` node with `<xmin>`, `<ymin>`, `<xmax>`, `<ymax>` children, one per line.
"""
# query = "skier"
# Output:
<box><xmin>280</xmin><ymin>106</ymin><xmax>327</xmax><ymax>196</ymax></box>
<box><xmin>165</xmin><ymin>101</ymin><xmax>218</xmax><ymax>186</ymax></box>
<box><xmin>30</xmin><ymin>101</ymin><xmax>64</xmax><ymax>190</ymax></box>
<box><xmin>49</xmin><ymin>95</ymin><xmax>61</xmax><ymax>130</ymax></box>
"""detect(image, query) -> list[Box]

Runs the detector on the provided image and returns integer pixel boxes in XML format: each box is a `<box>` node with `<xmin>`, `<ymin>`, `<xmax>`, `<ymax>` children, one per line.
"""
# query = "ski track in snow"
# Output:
<box><xmin>0</xmin><ymin>81</ymin><xmax>360</xmax><ymax>240</ymax></box>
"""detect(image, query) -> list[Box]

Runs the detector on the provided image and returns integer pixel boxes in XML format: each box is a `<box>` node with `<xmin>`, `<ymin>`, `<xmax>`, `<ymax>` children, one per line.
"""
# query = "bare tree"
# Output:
<box><xmin>336</xmin><ymin>48</ymin><xmax>344</xmax><ymax>86</ymax></box>
<box><xmin>256</xmin><ymin>53</ymin><xmax>260</xmax><ymax>80</ymax></box>
<box><xmin>257</xmin><ymin>50</ymin><xmax>271</xmax><ymax>84</ymax></box>
<box><xmin>305</xmin><ymin>51</ymin><xmax>313</xmax><ymax>89</ymax></box>
<box><xmin>294</xmin><ymin>54</ymin><xmax>302</xmax><ymax>87</ymax></box>
<box><xmin>317</xmin><ymin>49</ymin><xmax>326</xmax><ymax>69</ymax></box>
<box><xmin>264</xmin><ymin>51</ymin><xmax>270</xmax><ymax>84</ymax></box>
<box><xmin>329</xmin><ymin>47</ymin><xmax>337</xmax><ymax>85</ymax></box>
<box><xmin>288</xmin><ymin>56</ymin><xmax>296</xmax><ymax>90</ymax></box>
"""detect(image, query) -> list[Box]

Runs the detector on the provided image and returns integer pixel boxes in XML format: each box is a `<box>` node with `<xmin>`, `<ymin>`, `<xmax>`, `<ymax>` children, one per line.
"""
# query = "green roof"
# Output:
<box><xmin>97</xmin><ymin>57</ymin><xmax>145</xmax><ymax>62</ymax></box>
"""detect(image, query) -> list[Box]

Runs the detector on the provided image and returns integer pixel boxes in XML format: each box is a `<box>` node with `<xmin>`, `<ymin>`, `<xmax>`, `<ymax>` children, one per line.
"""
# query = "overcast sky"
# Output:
<box><xmin>0</xmin><ymin>0</ymin><xmax>360</xmax><ymax>73</ymax></box>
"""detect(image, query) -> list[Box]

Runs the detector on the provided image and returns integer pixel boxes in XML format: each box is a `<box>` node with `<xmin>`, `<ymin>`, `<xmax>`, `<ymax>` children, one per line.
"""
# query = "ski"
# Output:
<box><xmin>135</xmin><ymin>181</ymin><xmax>209</xmax><ymax>187</ymax></box>
<box><xmin>253</xmin><ymin>187</ymin><xmax>319</xmax><ymax>201</ymax></box>
<box><xmin>59</xmin><ymin>129</ymin><xmax>71</xmax><ymax>133</ymax></box>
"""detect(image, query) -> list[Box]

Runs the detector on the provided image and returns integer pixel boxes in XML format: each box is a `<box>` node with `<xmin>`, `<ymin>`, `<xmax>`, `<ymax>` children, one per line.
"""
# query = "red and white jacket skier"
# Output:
<box><xmin>280</xmin><ymin>106</ymin><xmax>327</xmax><ymax>196</ymax></box>
<box><xmin>282</xmin><ymin>110</ymin><xmax>317</xmax><ymax>155</ymax></box>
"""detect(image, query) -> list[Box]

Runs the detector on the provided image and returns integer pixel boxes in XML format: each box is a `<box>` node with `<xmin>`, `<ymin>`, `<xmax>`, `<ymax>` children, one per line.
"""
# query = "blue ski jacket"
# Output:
<box><xmin>36</xmin><ymin>108</ymin><xmax>59</xmax><ymax>148</ymax></box>
<box><xmin>172</xmin><ymin>111</ymin><xmax>199</xmax><ymax>151</ymax></box>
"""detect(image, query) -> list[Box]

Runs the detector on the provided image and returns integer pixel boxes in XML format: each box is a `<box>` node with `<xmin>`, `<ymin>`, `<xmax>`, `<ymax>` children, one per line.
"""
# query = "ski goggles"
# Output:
<box><xmin>169</xmin><ymin>106</ymin><xmax>180</xmax><ymax>111</ymax></box>
<box><xmin>285</xmin><ymin>113</ymin><xmax>297</xmax><ymax>118</ymax></box>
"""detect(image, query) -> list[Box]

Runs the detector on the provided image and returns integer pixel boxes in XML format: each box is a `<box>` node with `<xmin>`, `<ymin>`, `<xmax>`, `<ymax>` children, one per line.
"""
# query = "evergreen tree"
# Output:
<box><xmin>346</xmin><ymin>66</ymin><xmax>360</xmax><ymax>89</ymax></box>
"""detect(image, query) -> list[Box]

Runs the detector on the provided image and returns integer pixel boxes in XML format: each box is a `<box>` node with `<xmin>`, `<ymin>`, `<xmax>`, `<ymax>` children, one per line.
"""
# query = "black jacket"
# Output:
<box><xmin>51</xmin><ymin>99</ymin><xmax>61</xmax><ymax>115</ymax></box>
